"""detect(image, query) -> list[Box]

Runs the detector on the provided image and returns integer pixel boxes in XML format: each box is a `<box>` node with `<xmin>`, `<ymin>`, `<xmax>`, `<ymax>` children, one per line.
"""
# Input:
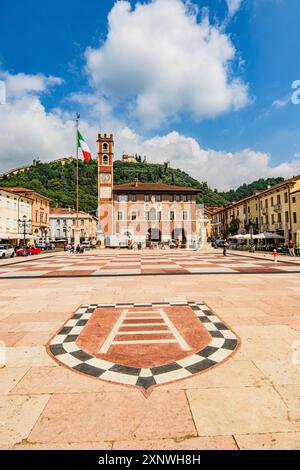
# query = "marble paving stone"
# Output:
<box><xmin>2</xmin><ymin>441</ymin><xmax>113</xmax><ymax>450</ymax></box>
<box><xmin>0</xmin><ymin>332</ymin><xmax>26</xmax><ymax>346</ymax></box>
<box><xmin>234</xmin><ymin>325</ymin><xmax>300</xmax><ymax>342</ymax></box>
<box><xmin>236</xmin><ymin>337</ymin><xmax>292</xmax><ymax>361</ymax></box>
<box><xmin>11</xmin><ymin>322</ymin><xmax>61</xmax><ymax>333</ymax></box>
<box><xmin>187</xmin><ymin>386</ymin><xmax>295</xmax><ymax>436</ymax></box>
<box><xmin>161</xmin><ymin>359</ymin><xmax>269</xmax><ymax>390</ymax></box>
<box><xmin>235</xmin><ymin>432</ymin><xmax>300</xmax><ymax>450</ymax></box>
<box><xmin>14</xmin><ymin>332</ymin><xmax>54</xmax><ymax>347</ymax></box>
<box><xmin>254</xmin><ymin>359</ymin><xmax>300</xmax><ymax>385</ymax></box>
<box><xmin>113</xmin><ymin>436</ymin><xmax>238</xmax><ymax>450</ymax></box>
<box><xmin>275</xmin><ymin>385</ymin><xmax>300</xmax><ymax>423</ymax></box>
<box><xmin>12</xmin><ymin>366</ymin><xmax>121</xmax><ymax>394</ymax></box>
<box><xmin>28</xmin><ymin>390</ymin><xmax>196</xmax><ymax>443</ymax></box>
<box><xmin>0</xmin><ymin>395</ymin><xmax>50</xmax><ymax>446</ymax></box>
<box><xmin>6</xmin><ymin>346</ymin><xmax>56</xmax><ymax>367</ymax></box>
<box><xmin>0</xmin><ymin>367</ymin><xmax>29</xmax><ymax>394</ymax></box>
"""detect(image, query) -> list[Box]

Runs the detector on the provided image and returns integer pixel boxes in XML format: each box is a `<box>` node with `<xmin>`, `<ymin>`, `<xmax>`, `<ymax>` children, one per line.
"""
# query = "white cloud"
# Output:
<box><xmin>226</xmin><ymin>0</ymin><xmax>244</xmax><ymax>17</ymax></box>
<box><xmin>113</xmin><ymin>130</ymin><xmax>300</xmax><ymax>191</ymax></box>
<box><xmin>0</xmin><ymin>71</ymin><xmax>97</xmax><ymax>172</ymax></box>
<box><xmin>85</xmin><ymin>0</ymin><xmax>249</xmax><ymax>128</ymax></box>
<box><xmin>0</xmin><ymin>71</ymin><xmax>298</xmax><ymax>192</ymax></box>
<box><xmin>272</xmin><ymin>95</ymin><xmax>290</xmax><ymax>109</ymax></box>
<box><xmin>0</xmin><ymin>71</ymin><xmax>63</xmax><ymax>100</ymax></box>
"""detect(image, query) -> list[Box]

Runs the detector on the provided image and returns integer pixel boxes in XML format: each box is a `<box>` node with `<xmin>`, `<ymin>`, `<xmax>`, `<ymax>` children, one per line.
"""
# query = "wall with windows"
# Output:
<box><xmin>112</xmin><ymin>192</ymin><xmax>197</xmax><ymax>243</ymax></box>
<box><xmin>0</xmin><ymin>189</ymin><xmax>32</xmax><ymax>241</ymax></box>
<box><xmin>49</xmin><ymin>210</ymin><xmax>97</xmax><ymax>242</ymax></box>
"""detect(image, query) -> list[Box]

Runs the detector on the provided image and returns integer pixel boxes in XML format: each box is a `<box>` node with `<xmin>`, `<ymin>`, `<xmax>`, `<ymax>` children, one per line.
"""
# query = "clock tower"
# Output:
<box><xmin>97</xmin><ymin>133</ymin><xmax>114</xmax><ymax>235</ymax></box>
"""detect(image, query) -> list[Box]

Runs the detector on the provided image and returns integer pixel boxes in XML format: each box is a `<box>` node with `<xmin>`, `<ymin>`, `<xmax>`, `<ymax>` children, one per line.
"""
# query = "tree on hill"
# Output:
<box><xmin>221</xmin><ymin>177</ymin><xmax>284</xmax><ymax>202</ymax></box>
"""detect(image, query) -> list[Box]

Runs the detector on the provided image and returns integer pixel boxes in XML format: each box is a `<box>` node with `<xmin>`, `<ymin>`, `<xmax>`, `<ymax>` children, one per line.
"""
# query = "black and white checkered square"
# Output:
<box><xmin>48</xmin><ymin>301</ymin><xmax>239</xmax><ymax>390</ymax></box>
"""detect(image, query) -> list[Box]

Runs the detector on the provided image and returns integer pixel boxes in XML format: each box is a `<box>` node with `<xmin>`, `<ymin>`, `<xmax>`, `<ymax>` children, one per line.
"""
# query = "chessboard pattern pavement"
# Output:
<box><xmin>47</xmin><ymin>301</ymin><xmax>239</xmax><ymax>392</ymax></box>
<box><xmin>0</xmin><ymin>251</ymin><xmax>300</xmax><ymax>278</ymax></box>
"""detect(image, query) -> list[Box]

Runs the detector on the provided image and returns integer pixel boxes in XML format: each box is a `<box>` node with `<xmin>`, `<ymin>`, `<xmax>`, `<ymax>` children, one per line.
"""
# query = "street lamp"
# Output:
<box><xmin>63</xmin><ymin>223</ymin><xmax>71</xmax><ymax>243</ymax></box>
<box><xmin>18</xmin><ymin>215</ymin><xmax>32</xmax><ymax>248</ymax></box>
<box><xmin>249</xmin><ymin>218</ymin><xmax>255</xmax><ymax>253</ymax></box>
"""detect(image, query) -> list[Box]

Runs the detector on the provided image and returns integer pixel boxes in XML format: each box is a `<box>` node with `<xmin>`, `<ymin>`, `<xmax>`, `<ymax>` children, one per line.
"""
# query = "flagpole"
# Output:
<box><xmin>76</xmin><ymin>113</ymin><xmax>80</xmax><ymax>230</ymax></box>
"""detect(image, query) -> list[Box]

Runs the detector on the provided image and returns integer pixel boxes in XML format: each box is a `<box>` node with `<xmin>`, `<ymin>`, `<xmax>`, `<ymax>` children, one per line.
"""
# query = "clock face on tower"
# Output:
<box><xmin>100</xmin><ymin>173</ymin><xmax>112</xmax><ymax>183</ymax></box>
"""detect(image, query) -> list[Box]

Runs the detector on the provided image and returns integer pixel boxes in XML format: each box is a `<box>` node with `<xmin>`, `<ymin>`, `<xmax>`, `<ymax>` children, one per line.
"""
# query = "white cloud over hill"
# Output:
<box><xmin>1</xmin><ymin>70</ymin><xmax>299</xmax><ymax>191</ymax></box>
<box><xmin>85</xmin><ymin>0</ymin><xmax>249</xmax><ymax>128</ymax></box>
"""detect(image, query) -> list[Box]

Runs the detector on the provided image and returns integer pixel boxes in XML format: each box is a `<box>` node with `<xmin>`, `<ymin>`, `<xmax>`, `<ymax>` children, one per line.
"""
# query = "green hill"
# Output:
<box><xmin>220</xmin><ymin>177</ymin><xmax>285</xmax><ymax>202</ymax></box>
<box><xmin>0</xmin><ymin>159</ymin><xmax>228</xmax><ymax>212</ymax></box>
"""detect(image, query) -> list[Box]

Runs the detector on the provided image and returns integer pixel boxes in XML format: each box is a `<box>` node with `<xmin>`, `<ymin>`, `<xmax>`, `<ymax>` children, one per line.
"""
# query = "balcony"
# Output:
<box><xmin>261</xmin><ymin>208</ymin><xmax>268</xmax><ymax>215</ymax></box>
<box><xmin>274</xmin><ymin>223</ymin><xmax>282</xmax><ymax>230</ymax></box>
<box><xmin>273</xmin><ymin>204</ymin><xmax>281</xmax><ymax>212</ymax></box>
<box><xmin>262</xmin><ymin>224</ymin><xmax>269</xmax><ymax>231</ymax></box>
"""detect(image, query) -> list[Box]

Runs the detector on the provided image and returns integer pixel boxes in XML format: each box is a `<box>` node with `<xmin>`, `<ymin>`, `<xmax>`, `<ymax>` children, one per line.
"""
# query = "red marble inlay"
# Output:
<box><xmin>76</xmin><ymin>306</ymin><xmax>211</xmax><ymax>368</ymax></box>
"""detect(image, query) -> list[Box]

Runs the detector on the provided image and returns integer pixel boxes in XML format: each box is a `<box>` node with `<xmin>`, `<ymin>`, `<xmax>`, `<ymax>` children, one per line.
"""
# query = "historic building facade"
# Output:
<box><xmin>211</xmin><ymin>175</ymin><xmax>300</xmax><ymax>243</ymax></box>
<box><xmin>0</xmin><ymin>187</ymin><xmax>32</xmax><ymax>244</ymax></box>
<box><xmin>5</xmin><ymin>187</ymin><xmax>51</xmax><ymax>241</ymax></box>
<box><xmin>97</xmin><ymin>134</ymin><xmax>200</xmax><ymax>246</ymax></box>
<box><xmin>49</xmin><ymin>208</ymin><xmax>97</xmax><ymax>243</ymax></box>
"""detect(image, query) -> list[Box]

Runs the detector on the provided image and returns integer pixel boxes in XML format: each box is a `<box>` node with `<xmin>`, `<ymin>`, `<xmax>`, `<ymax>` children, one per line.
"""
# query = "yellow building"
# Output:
<box><xmin>5</xmin><ymin>187</ymin><xmax>51</xmax><ymax>241</ymax></box>
<box><xmin>0</xmin><ymin>188</ymin><xmax>33</xmax><ymax>244</ymax></box>
<box><xmin>210</xmin><ymin>175</ymin><xmax>300</xmax><ymax>244</ymax></box>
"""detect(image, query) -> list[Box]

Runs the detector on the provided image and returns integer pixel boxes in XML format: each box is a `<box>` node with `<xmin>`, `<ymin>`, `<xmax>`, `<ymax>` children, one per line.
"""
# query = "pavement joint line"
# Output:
<box><xmin>1</xmin><ymin>270</ymin><xmax>300</xmax><ymax>280</ymax></box>
<box><xmin>184</xmin><ymin>389</ymin><xmax>199</xmax><ymax>439</ymax></box>
<box><xmin>228</xmin><ymin>250</ymin><xmax>300</xmax><ymax>266</ymax></box>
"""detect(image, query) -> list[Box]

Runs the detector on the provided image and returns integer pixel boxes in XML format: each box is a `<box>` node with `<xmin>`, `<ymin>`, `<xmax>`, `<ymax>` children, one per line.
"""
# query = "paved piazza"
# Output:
<box><xmin>0</xmin><ymin>248</ymin><xmax>300</xmax><ymax>450</ymax></box>
<box><xmin>0</xmin><ymin>251</ymin><xmax>300</xmax><ymax>277</ymax></box>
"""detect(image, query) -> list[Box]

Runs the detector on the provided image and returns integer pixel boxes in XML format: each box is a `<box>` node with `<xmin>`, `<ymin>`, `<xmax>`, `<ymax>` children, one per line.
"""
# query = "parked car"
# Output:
<box><xmin>35</xmin><ymin>242</ymin><xmax>46</xmax><ymax>250</ymax></box>
<box><xmin>16</xmin><ymin>246</ymin><xmax>42</xmax><ymax>256</ymax></box>
<box><xmin>81</xmin><ymin>241</ymin><xmax>91</xmax><ymax>251</ymax></box>
<box><xmin>0</xmin><ymin>244</ymin><xmax>15</xmax><ymax>259</ymax></box>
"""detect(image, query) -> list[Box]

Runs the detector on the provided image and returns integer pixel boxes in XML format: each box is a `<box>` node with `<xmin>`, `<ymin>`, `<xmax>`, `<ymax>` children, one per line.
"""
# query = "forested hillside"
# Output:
<box><xmin>0</xmin><ymin>159</ymin><xmax>228</xmax><ymax>212</ymax></box>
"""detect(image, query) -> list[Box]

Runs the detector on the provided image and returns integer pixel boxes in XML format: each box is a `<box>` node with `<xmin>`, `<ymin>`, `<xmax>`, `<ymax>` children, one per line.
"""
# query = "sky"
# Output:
<box><xmin>0</xmin><ymin>0</ymin><xmax>300</xmax><ymax>190</ymax></box>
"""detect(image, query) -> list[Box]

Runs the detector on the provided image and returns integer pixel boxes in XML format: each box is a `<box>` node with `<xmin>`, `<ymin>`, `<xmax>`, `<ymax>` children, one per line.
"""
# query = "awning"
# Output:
<box><xmin>0</xmin><ymin>233</ymin><xmax>39</xmax><ymax>240</ymax></box>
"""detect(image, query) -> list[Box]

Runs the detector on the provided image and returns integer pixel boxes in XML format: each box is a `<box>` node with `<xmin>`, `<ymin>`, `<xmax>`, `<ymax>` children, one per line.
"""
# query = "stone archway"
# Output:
<box><xmin>172</xmin><ymin>228</ymin><xmax>187</xmax><ymax>245</ymax></box>
<box><xmin>147</xmin><ymin>228</ymin><xmax>161</xmax><ymax>242</ymax></box>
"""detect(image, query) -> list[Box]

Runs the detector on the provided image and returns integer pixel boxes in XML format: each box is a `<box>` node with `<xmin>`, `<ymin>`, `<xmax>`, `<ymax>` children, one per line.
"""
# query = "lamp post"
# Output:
<box><xmin>249</xmin><ymin>218</ymin><xmax>254</xmax><ymax>253</ymax></box>
<box><xmin>18</xmin><ymin>215</ymin><xmax>32</xmax><ymax>248</ymax></box>
<box><xmin>63</xmin><ymin>223</ymin><xmax>71</xmax><ymax>244</ymax></box>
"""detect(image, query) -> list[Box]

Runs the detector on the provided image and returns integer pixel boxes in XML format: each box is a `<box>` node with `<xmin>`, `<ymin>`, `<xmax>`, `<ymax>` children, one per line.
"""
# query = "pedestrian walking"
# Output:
<box><xmin>288</xmin><ymin>239</ymin><xmax>295</xmax><ymax>257</ymax></box>
<box><xmin>223</xmin><ymin>239</ymin><xmax>229</xmax><ymax>256</ymax></box>
<box><xmin>273</xmin><ymin>248</ymin><xmax>278</xmax><ymax>263</ymax></box>
<box><xmin>76</xmin><ymin>244</ymin><xmax>81</xmax><ymax>254</ymax></box>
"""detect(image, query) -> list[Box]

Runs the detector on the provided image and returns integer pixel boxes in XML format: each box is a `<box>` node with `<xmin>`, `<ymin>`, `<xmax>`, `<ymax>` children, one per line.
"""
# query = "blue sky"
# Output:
<box><xmin>0</xmin><ymin>0</ymin><xmax>300</xmax><ymax>189</ymax></box>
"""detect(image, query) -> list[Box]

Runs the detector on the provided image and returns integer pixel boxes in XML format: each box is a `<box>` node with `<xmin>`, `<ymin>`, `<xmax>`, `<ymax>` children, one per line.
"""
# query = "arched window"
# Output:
<box><xmin>149</xmin><ymin>207</ymin><xmax>156</xmax><ymax>221</ymax></box>
<box><xmin>102</xmin><ymin>143</ymin><xmax>108</xmax><ymax>152</ymax></box>
<box><xmin>103</xmin><ymin>154</ymin><xmax>109</xmax><ymax>165</ymax></box>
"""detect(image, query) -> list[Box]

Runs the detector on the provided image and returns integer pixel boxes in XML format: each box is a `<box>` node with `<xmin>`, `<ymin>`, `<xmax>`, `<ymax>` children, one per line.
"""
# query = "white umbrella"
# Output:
<box><xmin>253</xmin><ymin>233</ymin><xmax>265</xmax><ymax>239</ymax></box>
<box><xmin>263</xmin><ymin>231</ymin><xmax>284</xmax><ymax>240</ymax></box>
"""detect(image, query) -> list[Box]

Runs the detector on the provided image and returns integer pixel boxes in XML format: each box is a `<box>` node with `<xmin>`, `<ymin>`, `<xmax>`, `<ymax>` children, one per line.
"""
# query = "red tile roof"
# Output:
<box><xmin>4</xmin><ymin>187</ymin><xmax>51</xmax><ymax>201</ymax></box>
<box><xmin>113</xmin><ymin>182</ymin><xmax>200</xmax><ymax>193</ymax></box>
<box><xmin>50</xmin><ymin>208</ymin><xmax>75</xmax><ymax>214</ymax></box>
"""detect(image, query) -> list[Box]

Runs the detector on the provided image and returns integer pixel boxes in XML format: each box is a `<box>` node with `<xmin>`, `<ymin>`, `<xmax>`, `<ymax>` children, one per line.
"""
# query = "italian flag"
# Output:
<box><xmin>77</xmin><ymin>130</ymin><xmax>92</xmax><ymax>163</ymax></box>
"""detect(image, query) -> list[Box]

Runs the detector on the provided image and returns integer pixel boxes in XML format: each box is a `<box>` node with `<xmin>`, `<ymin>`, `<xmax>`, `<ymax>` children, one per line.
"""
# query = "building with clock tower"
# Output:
<box><xmin>97</xmin><ymin>133</ymin><xmax>201</xmax><ymax>248</ymax></box>
<box><xmin>97</xmin><ymin>133</ymin><xmax>114</xmax><ymax>236</ymax></box>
